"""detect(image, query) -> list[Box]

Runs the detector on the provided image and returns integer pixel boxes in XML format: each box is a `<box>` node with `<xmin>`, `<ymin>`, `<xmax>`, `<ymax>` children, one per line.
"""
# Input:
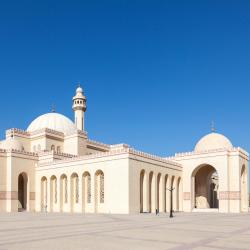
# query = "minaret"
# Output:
<box><xmin>72</xmin><ymin>85</ymin><xmax>87</xmax><ymax>131</ymax></box>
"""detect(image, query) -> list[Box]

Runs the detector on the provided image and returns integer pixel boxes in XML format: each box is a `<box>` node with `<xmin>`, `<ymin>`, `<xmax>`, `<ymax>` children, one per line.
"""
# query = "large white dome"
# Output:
<box><xmin>27</xmin><ymin>113</ymin><xmax>77</xmax><ymax>135</ymax></box>
<box><xmin>194</xmin><ymin>132</ymin><xmax>233</xmax><ymax>152</ymax></box>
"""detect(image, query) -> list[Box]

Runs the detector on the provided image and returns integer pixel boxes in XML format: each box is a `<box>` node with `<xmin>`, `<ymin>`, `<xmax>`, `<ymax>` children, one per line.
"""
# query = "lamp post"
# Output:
<box><xmin>167</xmin><ymin>186</ymin><xmax>175</xmax><ymax>218</ymax></box>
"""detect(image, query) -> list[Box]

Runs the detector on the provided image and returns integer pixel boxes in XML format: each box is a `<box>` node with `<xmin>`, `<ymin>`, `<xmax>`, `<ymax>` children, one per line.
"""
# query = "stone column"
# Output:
<box><xmin>166</xmin><ymin>175</ymin><xmax>172</xmax><ymax>212</ymax></box>
<box><xmin>159</xmin><ymin>175</ymin><xmax>165</xmax><ymax>212</ymax></box>
<box><xmin>151</xmin><ymin>173</ymin><xmax>157</xmax><ymax>213</ymax></box>
<box><xmin>173</xmin><ymin>177</ymin><xmax>177</xmax><ymax>211</ymax></box>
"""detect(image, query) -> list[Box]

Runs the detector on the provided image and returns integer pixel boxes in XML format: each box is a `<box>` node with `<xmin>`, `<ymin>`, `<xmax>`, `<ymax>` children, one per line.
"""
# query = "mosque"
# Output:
<box><xmin>0</xmin><ymin>86</ymin><xmax>248</xmax><ymax>214</ymax></box>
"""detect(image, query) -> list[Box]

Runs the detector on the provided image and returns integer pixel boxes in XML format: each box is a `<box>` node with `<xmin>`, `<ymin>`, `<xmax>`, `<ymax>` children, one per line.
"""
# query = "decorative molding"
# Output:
<box><xmin>38</xmin><ymin>147</ymin><xmax>182</xmax><ymax>170</ymax></box>
<box><xmin>6</xmin><ymin>128</ymin><xmax>30</xmax><ymax>137</ymax></box>
<box><xmin>170</xmin><ymin>147</ymin><xmax>249</xmax><ymax>159</ymax></box>
<box><xmin>183</xmin><ymin>192</ymin><xmax>191</xmax><ymax>200</ymax></box>
<box><xmin>0</xmin><ymin>191</ymin><xmax>18</xmax><ymax>200</ymax></box>
<box><xmin>39</xmin><ymin>148</ymin><xmax>129</xmax><ymax>166</ymax></box>
<box><xmin>110</xmin><ymin>144</ymin><xmax>130</xmax><ymax>150</ymax></box>
<box><xmin>30</xmin><ymin>192</ymin><xmax>36</xmax><ymax>200</ymax></box>
<box><xmin>87</xmin><ymin>139</ymin><xmax>110</xmax><ymax>150</ymax></box>
<box><xmin>129</xmin><ymin>148</ymin><xmax>182</xmax><ymax>168</ymax></box>
<box><xmin>38</xmin><ymin>150</ymin><xmax>76</xmax><ymax>158</ymax></box>
<box><xmin>30</xmin><ymin>128</ymin><xmax>64</xmax><ymax>138</ymax></box>
<box><xmin>219</xmin><ymin>191</ymin><xmax>241</xmax><ymax>200</ymax></box>
<box><xmin>4</xmin><ymin>149</ymin><xmax>38</xmax><ymax>157</ymax></box>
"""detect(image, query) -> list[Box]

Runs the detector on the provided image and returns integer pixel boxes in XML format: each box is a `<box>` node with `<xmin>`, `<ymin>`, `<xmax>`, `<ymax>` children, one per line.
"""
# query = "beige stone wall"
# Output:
<box><xmin>0</xmin><ymin>151</ymin><xmax>37</xmax><ymax>212</ymax></box>
<box><xmin>128</xmin><ymin>153</ymin><xmax>182</xmax><ymax>214</ymax></box>
<box><xmin>0</xmin><ymin>153</ymin><xmax>7</xmax><ymax>211</ymax></box>
<box><xmin>36</xmin><ymin>152</ymin><xmax>130</xmax><ymax>214</ymax></box>
<box><xmin>175</xmin><ymin>148</ymin><xmax>249</xmax><ymax>213</ymax></box>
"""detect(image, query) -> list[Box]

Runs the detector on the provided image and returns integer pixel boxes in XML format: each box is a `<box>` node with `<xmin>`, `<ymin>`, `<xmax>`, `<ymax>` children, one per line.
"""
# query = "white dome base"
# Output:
<box><xmin>27</xmin><ymin>113</ymin><xmax>77</xmax><ymax>135</ymax></box>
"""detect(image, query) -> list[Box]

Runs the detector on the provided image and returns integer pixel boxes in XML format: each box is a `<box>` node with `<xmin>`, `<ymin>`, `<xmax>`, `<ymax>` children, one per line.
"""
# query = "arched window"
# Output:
<box><xmin>41</xmin><ymin>176</ymin><xmax>47</xmax><ymax>211</ymax></box>
<box><xmin>82</xmin><ymin>172</ymin><xmax>91</xmax><ymax>210</ymax></box>
<box><xmin>60</xmin><ymin>174</ymin><xmax>68</xmax><ymax>204</ymax></box>
<box><xmin>50</xmin><ymin>175</ymin><xmax>57</xmax><ymax>212</ymax></box>
<box><xmin>71</xmin><ymin>173</ymin><xmax>79</xmax><ymax>205</ymax></box>
<box><xmin>57</xmin><ymin>146</ymin><xmax>61</xmax><ymax>154</ymax></box>
<box><xmin>100</xmin><ymin>173</ymin><xmax>104</xmax><ymax>203</ymax></box>
<box><xmin>87</xmin><ymin>174</ymin><xmax>91</xmax><ymax>203</ymax></box>
<box><xmin>95</xmin><ymin>170</ymin><xmax>104</xmax><ymax>205</ymax></box>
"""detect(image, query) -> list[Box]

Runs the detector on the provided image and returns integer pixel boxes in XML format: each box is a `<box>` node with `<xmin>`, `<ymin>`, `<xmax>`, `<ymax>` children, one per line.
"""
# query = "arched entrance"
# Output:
<box><xmin>18</xmin><ymin>173</ymin><xmax>28</xmax><ymax>212</ymax></box>
<box><xmin>192</xmin><ymin>164</ymin><xmax>219</xmax><ymax>210</ymax></box>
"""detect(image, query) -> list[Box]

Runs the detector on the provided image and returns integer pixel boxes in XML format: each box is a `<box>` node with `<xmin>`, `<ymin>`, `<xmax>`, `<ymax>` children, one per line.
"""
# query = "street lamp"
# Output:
<box><xmin>167</xmin><ymin>186</ymin><xmax>175</xmax><ymax>218</ymax></box>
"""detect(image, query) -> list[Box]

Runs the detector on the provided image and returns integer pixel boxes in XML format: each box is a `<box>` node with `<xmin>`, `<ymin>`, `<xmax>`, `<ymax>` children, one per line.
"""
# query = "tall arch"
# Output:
<box><xmin>156</xmin><ymin>173</ymin><xmax>162</xmax><ymax>212</ymax></box>
<box><xmin>148</xmin><ymin>171</ymin><xmax>156</xmax><ymax>213</ymax></box>
<box><xmin>18</xmin><ymin>173</ymin><xmax>28</xmax><ymax>212</ymax></box>
<box><xmin>140</xmin><ymin>170</ymin><xmax>145</xmax><ymax>213</ymax></box>
<box><xmin>95</xmin><ymin>170</ymin><xmax>104</xmax><ymax>213</ymax></box>
<box><xmin>60</xmin><ymin>174</ymin><xmax>68</xmax><ymax>212</ymax></box>
<box><xmin>41</xmin><ymin>176</ymin><xmax>47</xmax><ymax>212</ymax></box>
<box><xmin>70</xmin><ymin>173</ymin><xmax>79</xmax><ymax>212</ymax></box>
<box><xmin>140</xmin><ymin>170</ymin><xmax>148</xmax><ymax>213</ymax></box>
<box><xmin>82</xmin><ymin>172</ymin><xmax>91</xmax><ymax>212</ymax></box>
<box><xmin>176</xmin><ymin>177</ymin><xmax>182</xmax><ymax>211</ymax></box>
<box><xmin>241</xmin><ymin>165</ymin><xmax>248</xmax><ymax>212</ymax></box>
<box><xmin>191</xmin><ymin>164</ymin><xmax>219</xmax><ymax>210</ymax></box>
<box><xmin>50</xmin><ymin>175</ymin><xmax>57</xmax><ymax>212</ymax></box>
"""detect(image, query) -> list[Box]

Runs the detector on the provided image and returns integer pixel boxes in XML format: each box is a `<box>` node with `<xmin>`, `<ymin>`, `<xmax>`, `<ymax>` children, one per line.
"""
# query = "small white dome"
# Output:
<box><xmin>1</xmin><ymin>138</ymin><xmax>24</xmax><ymax>151</ymax></box>
<box><xmin>195</xmin><ymin>132</ymin><xmax>233</xmax><ymax>152</ymax></box>
<box><xmin>27</xmin><ymin>113</ymin><xmax>77</xmax><ymax>135</ymax></box>
<box><xmin>76</xmin><ymin>86</ymin><xmax>83</xmax><ymax>93</ymax></box>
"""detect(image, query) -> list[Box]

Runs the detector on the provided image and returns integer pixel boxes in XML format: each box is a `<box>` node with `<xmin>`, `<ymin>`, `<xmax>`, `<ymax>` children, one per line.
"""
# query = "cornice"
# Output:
<box><xmin>170</xmin><ymin>147</ymin><xmax>249</xmax><ymax>160</ymax></box>
<box><xmin>86</xmin><ymin>139</ymin><xmax>110</xmax><ymax>150</ymax></box>
<box><xmin>38</xmin><ymin>147</ymin><xmax>182</xmax><ymax>169</ymax></box>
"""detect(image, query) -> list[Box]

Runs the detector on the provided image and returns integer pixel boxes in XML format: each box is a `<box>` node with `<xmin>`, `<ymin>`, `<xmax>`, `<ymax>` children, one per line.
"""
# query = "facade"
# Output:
<box><xmin>0</xmin><ymin>87</ymin><xmax>248</xmax><ymax>214</ymax></box>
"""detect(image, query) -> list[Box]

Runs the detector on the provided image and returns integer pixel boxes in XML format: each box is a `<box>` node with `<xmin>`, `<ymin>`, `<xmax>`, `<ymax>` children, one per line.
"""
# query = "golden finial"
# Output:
<box><xmin>211</xmin><ymin>121</ymin><xmax>216</xmax><ymax>132</ymax></box>
<box><xmin>51</xmin><ymin>104</ymin><xmax>56</xmax><ymax>113</ymax></box>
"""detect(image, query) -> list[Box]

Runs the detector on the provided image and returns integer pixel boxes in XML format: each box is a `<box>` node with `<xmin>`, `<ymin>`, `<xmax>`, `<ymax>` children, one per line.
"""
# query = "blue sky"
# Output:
<box><xmin>0</xmin><ymin>0</ymin><xmax>250</xmax><ymax>159</ymax></box>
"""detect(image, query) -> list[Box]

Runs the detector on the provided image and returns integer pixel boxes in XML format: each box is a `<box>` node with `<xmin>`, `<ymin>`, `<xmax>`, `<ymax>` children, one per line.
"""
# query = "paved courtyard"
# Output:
<box><xmin>0</xmin><ymin>212</ymin><xmax>250</xmax><ymax>250</ymax></box>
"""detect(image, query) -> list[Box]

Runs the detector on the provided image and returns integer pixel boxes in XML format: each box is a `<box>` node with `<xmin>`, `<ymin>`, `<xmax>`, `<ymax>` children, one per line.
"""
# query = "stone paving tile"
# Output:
<box><xmin>0</xmin><ymin>212</ymin><xmax>250</xmax><ymax>250</ymax></box>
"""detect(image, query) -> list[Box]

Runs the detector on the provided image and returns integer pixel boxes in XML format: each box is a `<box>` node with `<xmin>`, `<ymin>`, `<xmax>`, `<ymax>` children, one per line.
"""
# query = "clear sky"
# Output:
<box><xmin>0</xmin><ymin>0</ymin><xmax>250</xmax><ymax>159</ymax></box>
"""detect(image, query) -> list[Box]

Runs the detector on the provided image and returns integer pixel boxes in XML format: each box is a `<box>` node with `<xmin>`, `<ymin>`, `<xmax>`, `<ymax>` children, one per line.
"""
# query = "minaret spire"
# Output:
<box><xmin>72</xmin><ymin>84</ymin><xmax>87</xmax><ymax>131</ymax></box>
